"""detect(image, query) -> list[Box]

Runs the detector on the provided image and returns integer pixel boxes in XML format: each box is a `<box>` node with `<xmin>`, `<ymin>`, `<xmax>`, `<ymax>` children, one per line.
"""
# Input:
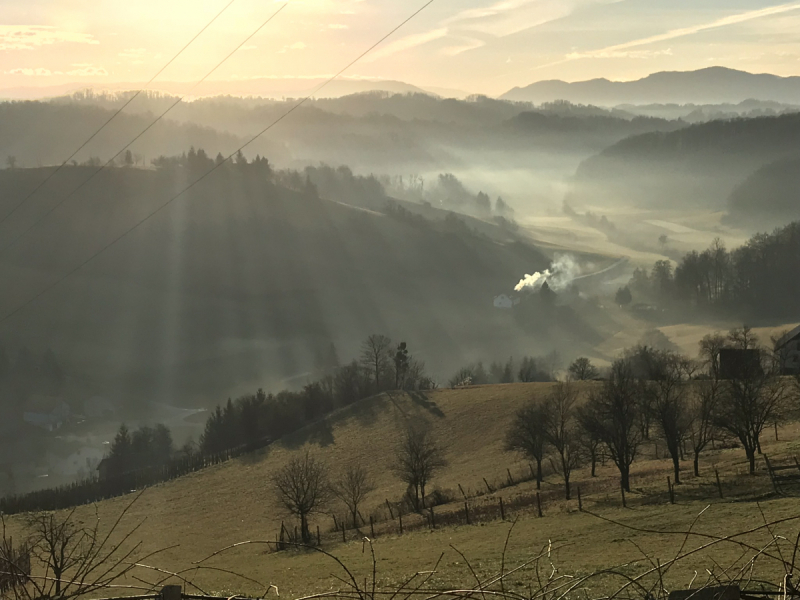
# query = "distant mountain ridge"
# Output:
<box><xmin>502</xmin><ymin>67</ymin><xmax>800</xmax><ymax>106</ymax></box>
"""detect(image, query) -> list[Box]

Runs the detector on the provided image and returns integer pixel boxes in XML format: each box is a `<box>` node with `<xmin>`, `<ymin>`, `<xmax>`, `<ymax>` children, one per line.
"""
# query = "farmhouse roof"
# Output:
<box><xmin>775</xmin><ymin>325</ymin><xmax>800</xmax><ymax>349</ymax></box>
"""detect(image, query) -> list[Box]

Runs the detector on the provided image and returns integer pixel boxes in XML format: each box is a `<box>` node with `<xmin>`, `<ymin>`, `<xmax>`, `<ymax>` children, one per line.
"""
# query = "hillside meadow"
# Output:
<box><xmin>6</xmin><ymin>381</ymin><xmax>800</xmax><ymax>598</ymax></box>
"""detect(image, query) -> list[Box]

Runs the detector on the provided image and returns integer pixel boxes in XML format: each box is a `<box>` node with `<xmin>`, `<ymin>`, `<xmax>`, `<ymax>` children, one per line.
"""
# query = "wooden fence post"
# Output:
<box><xmin>507</xmin><ymin>468</ymin><xmax>514</xmax><ymax>486</ymax></box>
<box><xmin>333</xmin><ymin>515</ymin><xmax>339</xmax><ymax>530</ymax></box>
<box><xmin>667</xmin><ymin>477</ymin><xmax>675</xmax><ymax>504</ymax></box>
<box><xmin>499</xmin><ymin>497</ymin><xmax>505</xmax><ymax>521</ymax></box>
<box><xmin>764</xmin><ymin>455</ymin><xmax>780</xmax><ymax>494</ymax></box>
<box><xmin>429</xmin><ymin>506</ymin><xmax>436</xmax><ymax>529</ymax></box>
<box><xmin>577</xmin><ymin>486</ymin><xmax>582</xmax><ymax>512</ymax></box>
<box><xmin>775</xmin><ymin>422</ymin><xmax>779</xmax><ymax>441</ymax></box>
<box><xmin>620</xmin><ymin>483</ymin><xmax>627</xmax><ymax>508</ymax></box>
<box><xmin>386</xmin><ymin>499</ymin><xmax>395</xmax><ymax>520</ymax></box>
<box><xmin>465</xmin><ymin>502</ymin><xmax>471</xmax><ymax>525</ymax></box>
<box><xmin>536</xmin><ymin>492</ymin><xmax>543</xmax><ymax>518</ymax></box>
<box><xmin>715</xmin><ymin>469</ymin><xmax>723</xmax><ymax>499</ymax></box>
<box><xmin>483</xmin><ymin>478</ymin><xmax>493</xmax><ymax>493</ymax></box>
<box><xmin>342</xmin><ymin>521</ymin><xmax>346</xmax><ymax>543</ymax></box>
<box><xmin>458</xmin><ymin>484</ymin><xmax>468</xmax><ymax>500</ymax></box>
<box><xmin>399</xmin><ymin>512</ymin><xmax>403</xmax><ymax>534</ymax></box>
<box><xmin>370</xmin><ymin>516</ymin><xmax>375</xmax><ymax>538</ymax></box>
<box><xmin>317</xmin><ymin>526</ymin><xmax>321</xmax><ymax>546</ymax></box>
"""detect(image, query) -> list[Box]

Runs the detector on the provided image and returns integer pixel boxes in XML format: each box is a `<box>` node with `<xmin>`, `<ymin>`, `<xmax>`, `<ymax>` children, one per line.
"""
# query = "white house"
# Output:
<box><xmin>493</xmin><ymin>294</ymin><xmax>520</xmax><ymax>309</ymax></box>
<box><xmin>775</xmin><ymin>325</ymin><xmax>800</xmax><ymax>374</ymax></box>
<box><xmin>23</xmin><ymin>396</ymin><xmax>71</xmax><ymax>431</ymax></box>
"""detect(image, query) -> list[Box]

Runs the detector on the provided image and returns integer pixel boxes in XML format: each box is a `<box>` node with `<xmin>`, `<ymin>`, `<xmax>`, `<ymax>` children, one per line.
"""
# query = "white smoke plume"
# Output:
<box><xmin>514</xmin><ymin>254</ymin><xmax>582</xmax><ymax>293</ymax></box>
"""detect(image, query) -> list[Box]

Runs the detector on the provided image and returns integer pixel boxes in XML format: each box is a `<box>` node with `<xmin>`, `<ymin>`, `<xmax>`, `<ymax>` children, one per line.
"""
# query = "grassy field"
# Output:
<box><xmin>8</xmin><ymin>383</ymin><xmax>800</xmax><ymax>599</ymax></box>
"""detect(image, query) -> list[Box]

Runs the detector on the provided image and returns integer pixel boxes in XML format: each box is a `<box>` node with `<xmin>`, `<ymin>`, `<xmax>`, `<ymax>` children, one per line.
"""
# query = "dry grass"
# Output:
<box><xmin>7</xmin><ymin>383</ymin><xmax>800</xmax><ymax>599</ymax></box>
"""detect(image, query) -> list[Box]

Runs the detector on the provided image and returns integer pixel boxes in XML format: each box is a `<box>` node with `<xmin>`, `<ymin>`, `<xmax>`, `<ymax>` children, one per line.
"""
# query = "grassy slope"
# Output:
<box><xmin>11</xmin><ymin>382</ymin><xmax>800</xmax><ymax>598</ymax></box>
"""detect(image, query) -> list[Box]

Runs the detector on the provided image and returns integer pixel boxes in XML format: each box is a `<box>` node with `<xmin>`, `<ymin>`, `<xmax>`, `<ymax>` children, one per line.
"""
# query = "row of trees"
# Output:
<box><xmin>625</xmin><ymin>223</ymin><xmax>800</xmax><ymax>318</ymax></box>
<box><xmin>449</xmin><ymin>354</ymin><xmax>599</xmax><ymax>388</ymax></box>
<box><xmin>105</xmin><ymin>424</ymin><xmax>174</xmax><ymax>477</ymax></box>
<box><xmin>505</xmin><ymin>327</ymin><xmax>799</xmax><ymax>498</ymax></box>
<box><xmin>200</xmin><ymin>335</ymin><xmax>434</xmax><ymax>455</ymax></box>
<box><xmin>271</xmin><ymin>420</ymin><xmax>446</xmax><ymax>544</ymax></box>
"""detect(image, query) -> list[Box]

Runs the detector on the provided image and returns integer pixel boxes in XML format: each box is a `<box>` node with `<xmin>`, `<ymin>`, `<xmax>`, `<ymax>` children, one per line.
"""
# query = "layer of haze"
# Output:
<box><xmin>4</xmin><ymin>1</ymin><xmax>800</xmax><ymax>96</ymax></box>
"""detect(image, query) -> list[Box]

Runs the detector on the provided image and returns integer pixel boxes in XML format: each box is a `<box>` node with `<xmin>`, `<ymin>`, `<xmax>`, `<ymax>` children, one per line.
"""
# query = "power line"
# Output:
<box><xmin>0</xmin><ymin>0</ymin><xmax>238</xmax><ymax>230</ymax></box>
<box><xmin>0</xmin><ymin>2</ymin><xmax>288</xmax><ymax>257</ymax></box>
<box><xmin>0</xmin><ymin>0</ymin><xmax>436</xmax><ymax>328</ymax></box>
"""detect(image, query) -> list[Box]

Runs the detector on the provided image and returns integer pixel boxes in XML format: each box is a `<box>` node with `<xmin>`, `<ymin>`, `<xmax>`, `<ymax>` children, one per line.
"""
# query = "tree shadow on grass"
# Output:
<box><xmin>407</xmin><ymin>391</ymin><xmax>445</xmax><ymax>418</ymax></box>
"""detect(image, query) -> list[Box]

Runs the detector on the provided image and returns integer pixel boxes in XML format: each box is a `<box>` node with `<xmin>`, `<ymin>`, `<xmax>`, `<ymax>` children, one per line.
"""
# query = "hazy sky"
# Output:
<box><xmin>2</xmin><ymin>0</ymin><xmax>800</xmax><ymax>96</ymax></box>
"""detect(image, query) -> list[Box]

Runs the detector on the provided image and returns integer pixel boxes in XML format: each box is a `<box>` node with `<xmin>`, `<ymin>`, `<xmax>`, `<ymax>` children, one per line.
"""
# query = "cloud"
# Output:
<box><xmin>363</xmin><ymin>27</ymin><xmax>449</xmax><ymax>62</ymax></box>
<box><xmin>441</xmin><ymin>37</ymin><xmax>487</xmax><ymax>56</ymax></box>
<box><xmin>5</xmin><ymin>64</ymin><xmax>107</xmax><ymax>77</ymax></box>
<box><xmin>0</xmin><ymin>25</ymin><xmax>99</xmax><ymax>51</ymax></box>
<box><xmin>118</xmin><ymin>48</ymin><xmax>146</xmax><ymax>59</ymax></box>
<box><xmin>328</xmin><ymin>24</ymin><xmax>348</xmax><ymax>29</ymax></box>
<box><xmin>279</xmin><ymin>41</ymin><xmax>307</xmax><ymax>53</ymax></box>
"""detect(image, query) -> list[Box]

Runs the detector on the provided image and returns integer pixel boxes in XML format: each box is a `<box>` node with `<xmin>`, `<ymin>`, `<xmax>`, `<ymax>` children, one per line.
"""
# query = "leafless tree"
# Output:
<box><xmin>272</xmin><ymin>450</ymin><xmax>331</xmax><ymax>543</ymax></box>
<box><xmin>567</xmin><ymin>357</ymin><xmax>598</xmax><ymax>381</ymax></box>
<box><xmin>543</xmin><ymin>382</ymin><xmax>582</xmax><ymax>499</ymax></box>
<box><xmin>332</xmin><ymin>464</ymin><xmax>375</xmax><ymax>528</ymax></box>
<box><xmin>580</xmin><ymin>358</ymin><xmax>642</xmax><ymax>491</ymax></box>
<box><xmin>2</xmin><ymin>498</ymin><xmax>151</xmax><ymax>600</ymax></box>
<box><xmin>505</xmin><ymin>398</ymin><xmax>548</xmax><ymax>489</ymax></box>
<box><xmin>687</xmin><ymin>377</ymin><xmax>720</xmax><ymax>476</ymax></box>
<box><xmin>713</xmin><ymin>349</ymin><xmax>789</xmax><ymax>474</ymax></box>
<box><xmin>699</xmin><ymin>332</ymin><xmax>726</xmax><ymax>381</ymax></box>
<box><xmin>728</xmin><ymin>324</ymin><xmax>759</xmax><ymax>350</ymax></box>
<box><xmin>392</xmin><ymin>420</ymin><xmax>447</xmax><ymax>510</ymax></box>
<box><xmin>645</xmin><ymin>350</ymin><xmax>692</xmax><ymax>484</ymax></box>
<box><xmin>360</xmin><ymin>334</ymin><xmax>393</xmax><ymax>392</ymax></box>
<box><xmin>576</xmin><ymin>413</ymin><xmax>602</xmax><ymax>477</ymax></box>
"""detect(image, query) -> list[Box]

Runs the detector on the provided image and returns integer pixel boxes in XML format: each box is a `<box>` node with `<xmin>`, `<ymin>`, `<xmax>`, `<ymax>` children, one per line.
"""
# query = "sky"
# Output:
<box><xmin>2</xmin><ymin>0</ymin><xmax>800</xmax><ymax>97</ymax></box>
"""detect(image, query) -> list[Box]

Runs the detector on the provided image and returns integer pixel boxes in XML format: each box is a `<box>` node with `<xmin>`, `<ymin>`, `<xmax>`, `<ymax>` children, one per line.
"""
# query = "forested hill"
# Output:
<box><xmin>567</xmin><ymin>113</ymin><xmax>800</xmax><ymax>216</ymax></box>
<box><xmin>0</xmin><ymin>159</ymin><xmax>575</xmax><ymax>404</ymax></box>
<box><xmin>725</xmin><ymin>158</ymin><xmax>800</xmax><ymax>229</ymax></box>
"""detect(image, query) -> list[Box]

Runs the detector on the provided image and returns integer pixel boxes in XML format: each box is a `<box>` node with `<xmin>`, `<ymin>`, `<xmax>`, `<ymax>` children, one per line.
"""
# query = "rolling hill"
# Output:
<box><xmin>502</xmin><ymin>67</ymin><xmax>800</xmax><ymax>106</ymax></box>
<box><xmin>6</xmin><ymin>382</ymin><xmax>800</xmax><ymax>599</ymax></box>
<box><xmin>0</xmin><ymin>164</ymin><xmax>572</xmax><ymax>405</ymax></box>
<box><xmin>566</xmin><ymin>113</ymin><xmax>800</xmax><ymax>215</ymax></box>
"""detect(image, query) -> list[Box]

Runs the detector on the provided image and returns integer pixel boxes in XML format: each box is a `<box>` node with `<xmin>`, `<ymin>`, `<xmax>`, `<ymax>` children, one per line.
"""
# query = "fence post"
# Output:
<box><xmin>667</xmin><ymin>477</ymin><xmax>674</xmax><ymax>504</ymax></box>
<box><xmin>483</xmin><ymin>478</ymin><xmax>493</xmax><ymax>493</ymax></box>
<box><xmin>458</xmin><ymin>484</ymin><xmax>468</xmax><ymax>500</ymax></box>
<box><xmin>529</xmin><ymin>463</ymin><xmax>535</xmax><ymax>480</ymax></box>
<box><xmin>342</xmin><ymin>521</ymin><xmax>346</xmax><ymax>543</ymax></box>
<box><xmin>714</xmin><ymin>469</ymin><xmax>723</xmax><ymax>499</ymax></box>
<box><xmin>399</xmin><ymin>512</ymin><xmax>403</xmax><ymax>534</ymax></box>
<box><xmin>577</xmin><ymin>486</ymin><xmax>582</xmax><ymax>512</ymax></box>
<box><xmin>507</xmin><ymin>468</ymin><xmax>514</xmax><ymax>486</ymax></box>
<box><xmin>499</xmin><ymin>496</ymin><xmax>505</xmax><ymax>521</ymax></box>
<box><xmin>764</xmin><ymin>455</ymin><xmax>781</xmax><ymax>494</ymax></box>
<box><xmin>775</xmin><ymin>422</ymin><xmax>779</xmax><ymax>441</ymax></box>
<box><xmin>620</xmin><ymin>483</ymin><xmax>627</xmax><ymax>508</ymax></box>
<box><xmin>465</xmin><ymin>502</ymin><xmax>471</xmax><ymax>525</ymax></box>
<box><xmin>317</xmin><ymin>526</ymin><xmax>321</xmax><ymax>546</ymax></box>
<box><xmin>429</xmin><ymin>506</ymin><xmax>436</xmax><ymax>529</ymax></box>
<box><xmin>386</xmin><ymin>499</ymin><xmax>395</xmax><ymax>520</ymax></box>
<box><xmin>370</xmin><ymin>516</ymin><xmax>375</xmax><ymax>538</ymax></box>
<box><xmin>536</xmin><ymin>492</ymin><xmax>543</xmax><ymax>518</ymax></box>
<box><xmin>333</xmin><ymin>514</ymin><xmax>339</xmax><ymax>530</ymax></box>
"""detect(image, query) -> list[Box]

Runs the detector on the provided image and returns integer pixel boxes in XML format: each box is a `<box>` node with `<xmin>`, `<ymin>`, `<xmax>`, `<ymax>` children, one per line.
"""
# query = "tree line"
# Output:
<box><xmin>618</xmin><ymin>222</ymin><xmax>800</xmax><ymax>318</ymax></box>
<box><xmin>504</xmin><ymin>326</ymin><xmax>799</xmax><ymax>499</ymax></box>
<box><xmin>199</xmin><ymin>335</ymin><xmax>434</xmax><ymax>456</ymax></box>
<box><xmin>448</xmin><ymin>353</ymin><xmax>599</xmax><ymax>387</ymax></box>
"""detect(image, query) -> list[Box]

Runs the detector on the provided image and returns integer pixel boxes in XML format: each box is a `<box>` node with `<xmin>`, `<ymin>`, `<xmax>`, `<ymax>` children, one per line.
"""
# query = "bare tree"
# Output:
<box><xmin>576</xmin><ymin>412</ymin><xmax>602</xmax><ymax>477</ymax></box>
<box><xmin>568</xmin><ymin>357</ymin><xmax>598</xmax><ymax>381</ymax></box>
<box><xmin>332</xmin><ymin>464</ymin><xmax>375</xmax><ymax>528</ymax></box>
<box><xmin>543</xmin><ymin>382</ymin><xmax>582</xmax><ymax>499</ymax></box>
<box><xmin>580</xmin><ymin>359</ymin><xmax>642</xmax><ymax>491</ymax></box>
<box><xmin>728</xmin><ymin>324</ymin><xmax>759</xmax><ymax>350</ymax></box>
<box><xmin>687</xmin><ymin>377</ymin><xmax>720</xmax><ymax>476</ymax></box>
<box><xmin>2</xmin><ymin>499</ymin><xmax>150</xmax><ymax>600</ymax></box>
<box><xmin>272</xmin><ymin>450</ymin><xmax>331</xmax><ymax>543</ymax></box>
<box><xmin>505</xmin><ymin>398</ymin><xmax>548</xmax><ymax>489</ymax></box>
<box><xmin>360</xmin><ymin>334</ymin><xmax>393</xmax><ymax>392</ymax></box>
<box><xmin>713</xmin><ymin>349</ymin><xmax>789</xmax><ymax>474</ymax></box>
<box><xmin>645</xmin><ymin>350</ymin><xmax>692</xmax><ymax>485</ymax></box>
<box><xmin>699</xmin><ymin>332</ymin><xmax>726</xmax><ymax>382</ymax></box>
<box><xmin>392</xmin><ymin>420</ymin><xmax>447</xmax><ymax>510</ymax></box>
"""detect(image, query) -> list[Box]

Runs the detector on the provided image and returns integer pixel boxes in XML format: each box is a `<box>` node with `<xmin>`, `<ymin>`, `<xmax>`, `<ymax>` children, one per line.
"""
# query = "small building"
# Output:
<box><xmin>22</xmin><ymin>396</ymin><xmax>70</xmax><ymax>431</ymax></box>
<box><xmin>719</xmin><ymin>348</ymin><xmax>762</xmax><ymax>380</ymax></box>
<box><xmin>774</xmin><ymin>325</ymin><xmax>800</xmax><ymax>375</ymax></box>
<box><xmin>493</xmin><ymin>294</ymin><xmax>520</xmax><ymax>309</ymax></box>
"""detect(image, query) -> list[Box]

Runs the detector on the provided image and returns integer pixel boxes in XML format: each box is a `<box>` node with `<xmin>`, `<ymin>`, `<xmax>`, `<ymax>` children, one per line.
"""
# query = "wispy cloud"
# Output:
<box><xmin>0</xmin><ymin>25</ymin><xmax>99</xmax><ymax>51</ymax></box>
<box><xmin>363</xmin><ymin>27</ymin><xmax>448</xmax><ymax>62</ymax></box>
<box><xmin>279</xmin><ymin>41</ymin><xmax>307</xmax><ymax>53</ymax></box>
<box><xmin>5</xmin><ymin>64</ymin><xmax>107</xmax><ymax>77</ymax></box>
